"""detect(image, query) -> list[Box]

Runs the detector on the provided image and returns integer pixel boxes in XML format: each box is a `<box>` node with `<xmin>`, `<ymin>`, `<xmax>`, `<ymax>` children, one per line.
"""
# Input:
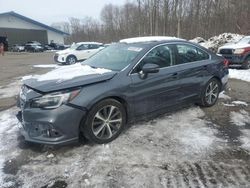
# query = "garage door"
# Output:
<box><xmin>0</xmin><ymin>28</ymin><xmax>48</xmax><ymax>46</ymax></box>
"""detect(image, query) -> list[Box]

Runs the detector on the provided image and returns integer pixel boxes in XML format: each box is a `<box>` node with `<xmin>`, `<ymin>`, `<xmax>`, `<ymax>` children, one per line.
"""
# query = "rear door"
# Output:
<box><xmin>173</xmin><ymin>43</ymin><xmax>211</xmax><ymax>100</ymax></box>
<box><xmin>129</xmin><ymin>44</ymin><xmax>183</xmax><ymax>116</ymax></box>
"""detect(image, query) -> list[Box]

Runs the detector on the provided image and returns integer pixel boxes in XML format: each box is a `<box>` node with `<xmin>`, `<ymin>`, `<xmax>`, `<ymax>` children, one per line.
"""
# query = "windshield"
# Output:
<box><xmin>70</xmin><ymin>43</ymin><xmax>81</xmax><ymax>50</ymax></box>
<box><xmin>237</xmin><ymin>37</ymin><xmax>250</xmax><ymax>44</ymax></box>
<box><xmin>82</xmin><ymin>43</ymin><xmax>144</xmax><ymax>71</ymax></box>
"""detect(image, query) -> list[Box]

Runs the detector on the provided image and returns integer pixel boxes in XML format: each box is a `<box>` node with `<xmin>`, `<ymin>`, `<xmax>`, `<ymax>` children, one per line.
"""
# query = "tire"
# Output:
<box><xmin>82</xmin><ymin>99</ymin><xmax>126</xmax><ymax>144</ymax></box>
<box><xmin>66</xmin><ymin>55</ymin><xmax>77</xmax><ymax>65</ymax></box>
<box><xmin>242</xmin><ymin>57</ymin><xmax>250</xmax><ymax>69</ymax></box>
<box><xmin>199</xmin><ymin>78</ymin><xmax>221</xmax><ymax>107</ymax></box>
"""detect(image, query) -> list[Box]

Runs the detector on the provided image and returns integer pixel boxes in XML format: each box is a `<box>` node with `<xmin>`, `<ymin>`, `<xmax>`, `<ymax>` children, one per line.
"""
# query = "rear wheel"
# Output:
<box><xmin>82</xmin><ymin>99</ymin><xmax>126</xmax><ymax>144</ymax></box>
<box><xmin>242</xmin><ymin>57</ymin><xmax>250</xmax><ymax>69</ymax></box>
<box><xmin>199</xmin><ymin>78</ymin><xmax>221</xmax><ymax>107</ymax></box>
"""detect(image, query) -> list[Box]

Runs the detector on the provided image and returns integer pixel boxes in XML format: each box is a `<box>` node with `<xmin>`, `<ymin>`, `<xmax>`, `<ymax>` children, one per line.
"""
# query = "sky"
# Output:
<box><xmin>0</xmin><ymin>0</ymin><xmax>126</xmax><ymax>25</ymax></box>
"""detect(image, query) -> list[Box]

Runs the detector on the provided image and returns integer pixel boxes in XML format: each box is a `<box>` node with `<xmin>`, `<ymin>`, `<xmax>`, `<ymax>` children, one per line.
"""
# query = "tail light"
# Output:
<box><xmin>223</xmin><ymin>59</ymin><xmax>229</xmax><ymax>68</ymax></box>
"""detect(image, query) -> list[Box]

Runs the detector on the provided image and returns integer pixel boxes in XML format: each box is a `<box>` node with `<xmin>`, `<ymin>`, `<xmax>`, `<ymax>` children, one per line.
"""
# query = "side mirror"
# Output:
<box><xmin>141</xmin><ymin>63</ymin><xmax>160</xmax><ymax>74</ymax></box>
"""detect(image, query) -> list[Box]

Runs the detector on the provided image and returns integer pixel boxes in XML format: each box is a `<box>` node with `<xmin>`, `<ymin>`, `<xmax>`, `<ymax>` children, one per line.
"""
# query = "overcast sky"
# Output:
<box><xmin>0</xmin><ymin>0</ymin><xmax>126</xmax><ymax>25</ymax></box>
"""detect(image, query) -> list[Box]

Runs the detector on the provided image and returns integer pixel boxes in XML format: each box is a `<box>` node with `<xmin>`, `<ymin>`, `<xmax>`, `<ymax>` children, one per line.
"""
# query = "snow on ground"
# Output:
<box><xmin>0</xmin><ymin>108</ymin><xmax>21</xmax><ymax>187</ymax></box>
<box><xmin>229</xmin><ymin>69</ymin><xmax>250</xmax><ymax>82</ymax></box>
<box><xmin>240</xmin><ymin>130</ymin><xmax>250</xmax><ymax>151</ymax></box>
<box><xmin>230</xmin><ymin>110</ymin><xmax>250</xmax><ymax>151</ymax></box>
<box><xmin>219</xmin><ymin>91</ymin><xmax>231</xmax><ymax>100</ymax></box>
<box><xmin>33</xmin><ymin>64</ymin><xmax>59</xmax><ymax>68</ymax></box>
<box><xmin>232</xmin><ymin>101</ymin><xmax>248</xmax><ymax>106</ymax></box>
<box><xmin>27</xmin><ymin>63</ymin><xmax>111</xmax><ymax>82</ymax></box>
<box><xmin>230</xmin><ymin>110</ymin><xmax>250</xmax><ymax>127</ymax></box>
<box><xmin>190</xmin><ymin>33</ymin><xmax>244</xmax><ymax>52</ymax></box>
<box><xmin>0</xmin><ymin>107</ymin><xmax>227</xmax><ymax>187</ymax></box>
<box><xmin>223</xmin><ymin>101</ymin><xmax>248</xmax><ymax>107</ymax></box>
<box><xmin>0</xmin><ymin>80</ymin><xmax>21</xmax><ymax>99</ymax></box>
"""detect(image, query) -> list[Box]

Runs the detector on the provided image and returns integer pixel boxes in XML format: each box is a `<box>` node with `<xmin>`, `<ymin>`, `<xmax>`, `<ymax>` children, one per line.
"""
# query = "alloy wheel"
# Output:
<box><xmin>205</xmin><ymin>81</ymin><xmax>219</xmax><ymax>105</ymax></box>
<box><xmin>92</xmin><ymin>105</ymin><xmax>122</xmax><ymax>140</ymax></box>
<box><xmin>68</xmin><ymin>57</ymin><xmax>76</xmax><ymax>64</ymax></box>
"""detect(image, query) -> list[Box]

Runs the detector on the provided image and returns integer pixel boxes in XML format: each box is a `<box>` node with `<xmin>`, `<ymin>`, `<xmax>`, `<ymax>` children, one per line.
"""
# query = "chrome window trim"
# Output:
<box><xmin>128</xmin><ymin>42</ymin><xmax>211</xmax><ymax>75</ymax></box>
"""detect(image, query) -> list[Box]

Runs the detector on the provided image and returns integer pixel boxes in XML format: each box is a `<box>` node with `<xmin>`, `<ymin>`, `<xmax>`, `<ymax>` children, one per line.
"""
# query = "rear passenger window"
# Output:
<box><xmin>176</xmin><ymin>44</ymin><xmax>209</xmax><ymax>64</ymax></box>
<box><xmin>88</xmin><ymin>44</ymin><xmax>100</xmax><ymax>49</ymax></box>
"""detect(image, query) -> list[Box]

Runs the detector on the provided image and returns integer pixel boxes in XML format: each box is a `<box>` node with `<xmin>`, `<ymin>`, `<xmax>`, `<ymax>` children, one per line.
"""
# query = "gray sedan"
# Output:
<box><xmin>16</xmin><ymin>37</ymin><xmax>228</xmax><ymax>145</ymax></box>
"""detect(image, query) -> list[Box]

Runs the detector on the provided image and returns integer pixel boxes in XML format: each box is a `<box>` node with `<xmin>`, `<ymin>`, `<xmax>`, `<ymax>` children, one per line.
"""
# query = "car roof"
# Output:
<box><xmin>77</xmin><ymin>42</ymin><xmax>103</xmax><ymax>45</ymax></box>
<box><xmin>119</xmin><ymin>36</ymin><xmax>185</xmax><ymax>44</ymax></box>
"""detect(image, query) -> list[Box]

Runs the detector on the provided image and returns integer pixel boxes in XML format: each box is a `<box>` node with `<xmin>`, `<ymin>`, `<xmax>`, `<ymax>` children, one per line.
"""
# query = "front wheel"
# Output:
<box><xmin>199</xmin><ymin>78</ymin><xmax>221</xmax><ymax>107</ymax></box>
<box><xmin>82</xmin><ymin>99</ymin><xmax>126</xmax><ymax>144</ymax></box>
<box><xmin>66</xmin><ymin>56</ymin><xmax>77</xmax><ymax>65</ymax></box>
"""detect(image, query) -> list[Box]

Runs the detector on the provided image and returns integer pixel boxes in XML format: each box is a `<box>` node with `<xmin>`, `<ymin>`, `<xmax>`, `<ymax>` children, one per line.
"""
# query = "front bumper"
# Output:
<box><xmin>54</xmin><ymin>54</ymin><xmax>66</xmax><ymax>63</ymax></box>
<box><xmin>16</xmin><ymin>104</ymin><xmax>87</xmax><ymax>145</ymax></box>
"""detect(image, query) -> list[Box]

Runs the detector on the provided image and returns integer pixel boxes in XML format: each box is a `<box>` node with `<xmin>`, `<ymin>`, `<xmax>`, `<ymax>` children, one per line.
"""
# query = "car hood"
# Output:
<box><xmin>219</xmin><ymin>43</ymin><xmax>250</xmax><ymax>50</ymax></box>
<box><xmin>56</xmin><ymin>48</ymin><xmax>74</xmax><ymax>55</ymax></box>
<box><xmin>23</xmin><ymin>64</ymin><xmax>117</xmax><ymax>93</ymax></box>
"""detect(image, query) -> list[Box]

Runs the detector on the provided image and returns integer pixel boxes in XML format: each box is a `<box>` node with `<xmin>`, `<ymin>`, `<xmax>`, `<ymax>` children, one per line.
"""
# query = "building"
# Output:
<box><xmin>0</xmin><ymin>11</ymin><xmax>69</xmax><ymax>47</ymax></box>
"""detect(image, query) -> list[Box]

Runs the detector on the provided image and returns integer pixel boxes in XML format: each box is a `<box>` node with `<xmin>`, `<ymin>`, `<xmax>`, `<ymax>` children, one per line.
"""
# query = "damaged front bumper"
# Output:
<box><xmin>16</xmin><ymin>105</ymin><xmax>87</xmax><ymax>145</ymax></box>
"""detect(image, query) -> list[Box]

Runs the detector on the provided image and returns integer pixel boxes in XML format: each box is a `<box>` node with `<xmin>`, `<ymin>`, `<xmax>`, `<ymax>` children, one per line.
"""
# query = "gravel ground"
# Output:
<box><xmin>0</xmin><ymin>52</ymin><xmax>249</xmax><ymax>188</ymax></box>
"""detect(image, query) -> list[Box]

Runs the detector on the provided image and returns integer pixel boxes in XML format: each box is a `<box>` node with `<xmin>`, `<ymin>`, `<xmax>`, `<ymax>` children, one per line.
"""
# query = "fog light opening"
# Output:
<box><xmin>46</xmin><ymin>129</ymin><xmax>62</xmax><ymax>138</ymax></box>
<box><xmin>47</xmin><ymin>129</ymin><xmax>51</xmax><ymax>137</ymax></box>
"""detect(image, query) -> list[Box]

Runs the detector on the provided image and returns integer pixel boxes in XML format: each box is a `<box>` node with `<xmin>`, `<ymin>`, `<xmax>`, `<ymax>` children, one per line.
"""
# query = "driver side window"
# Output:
<box><xmin>77</xmin><ymin>44</ymin><xmax>88</xmax><ymax>50</ymax></box>
<box><xmin>133</xmin><ymin>45</ymin><xmax>174</xmax><ymax>73</ymax></box>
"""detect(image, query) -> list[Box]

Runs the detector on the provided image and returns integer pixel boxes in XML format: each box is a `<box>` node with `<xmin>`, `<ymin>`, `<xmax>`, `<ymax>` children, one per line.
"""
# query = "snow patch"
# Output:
<box><xmin>230</xmin><ymin>110</ymin><xmax>250</xmax><ymax>126</ymax></box>
<box><xmin>0</xmin><ymin>108</ymin><xmax>20</xmax><ymax>186</ymax></box>
<box><xmin>0</xmin><ymin>80</ymin><xmax>21</xmax><ymax>99</ymax></box>
<box><xmin>33</xmin><ymin>64</ymin><xmax>59</xmax><ymax>68</ymax></box>
<box><xmin>0</xmin><ymin>107</ymin><xmax>226</xmax><ymax>187</ymax></box>
<box><xmin>229</xmin><ymin>69</ymin><xmax>250</xmax><ymax>82</ymax></box>
<box><xmin>223</xmin><ymin>103</ymin><xmax>235</xmax><ymax>107</ymax></box>
<box><xmin>240</xmin><ymin>130</ymin><xmax>250</xmax><ymax>151</ymax></box>
<box><xmin>219</xmin><ymin>91</ymin><xmax>231</xmax><ymax>100</ymax></box>
<box><xmin>189</xmin><ymin>37</ymin><xmax>206</xmax><ymax>44</ymax></box>
<box><xmin>120</xmin><ymin>36</ymin><xmax>184</xmax><ymax>43</ymax></box>
<box><xmin>191</xmin><ymin>33</ymin><xmax>244</xmax><ymax>52</ymax></box>
<box><xmin>232</xmin><ymin>101</ymin><xmax>248</xmax><ymax>106</ymax></box>
<box><xmin>27</xmin><ymin>64</ymin><xmax>111</xmax><ymax>82</ymax></box>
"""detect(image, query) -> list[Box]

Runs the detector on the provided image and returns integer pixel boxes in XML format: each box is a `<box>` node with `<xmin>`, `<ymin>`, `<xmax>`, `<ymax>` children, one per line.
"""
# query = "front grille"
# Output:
<box><xmin>219</xmin><ymin>49</ymin><xmax>233</xmax><ymax>55</ymax></box>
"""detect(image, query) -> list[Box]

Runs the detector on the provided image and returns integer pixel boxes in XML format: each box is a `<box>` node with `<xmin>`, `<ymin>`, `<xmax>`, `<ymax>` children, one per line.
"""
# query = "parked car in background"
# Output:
<box><xmin>26</xmin><ymin>41</ymin><xmax>42</xmax><ymax>46</ymax></box>
<box><xmin>43</xmin><ymin>45</ymin><xmax>53</xmax><ymax>51</ymax></box>
<box><xmin>10</xmin><ymin>44</ymin><xmax>25</xmax><ymax>52</ymax></box>
<box><xmin>218</xmin><ymin>36</ymin><xmax>250</xmax><ymax>69</ymax></box>
<box><xmin>54</xmin><ymin>42</ymin><xmax>104</xmax><ymax>64</ymax></box>
<box><xmin>25</xmin><ymin>44</ymin><xmax>44</xmax><ymax>52</ymax></box>
<box><xmin>17</xmin><ymin>36</ymin><xmax>228</xmax><ymax>145</ymax></box>
<box><xmin>49</xmin><ymin>42</ymin><xmax>67</xmax><ymax>50</ymax></box>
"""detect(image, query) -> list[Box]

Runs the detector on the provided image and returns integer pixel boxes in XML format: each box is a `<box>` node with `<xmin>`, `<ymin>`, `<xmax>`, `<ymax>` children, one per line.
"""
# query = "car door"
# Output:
<box><xmin>129</xmin><ymin>44</ymin><xmax>183</xmax><ymax>116</ymax></box>
<box><xmin>75</xmin><ymin>44</ymin><xmax>88</xmax><ymax>60</ymax></box>
<box><xmin>173</xmin><ymin>43</ymin><xmax>211</xmax><ymax>100</ymax></box>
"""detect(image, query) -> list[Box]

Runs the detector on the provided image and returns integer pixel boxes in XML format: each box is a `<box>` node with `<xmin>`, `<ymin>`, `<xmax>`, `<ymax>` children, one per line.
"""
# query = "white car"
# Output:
<box><xmin>54</xmin><ymin>42</ymin><xmax>104</xmax><ymax>64</ymax></box>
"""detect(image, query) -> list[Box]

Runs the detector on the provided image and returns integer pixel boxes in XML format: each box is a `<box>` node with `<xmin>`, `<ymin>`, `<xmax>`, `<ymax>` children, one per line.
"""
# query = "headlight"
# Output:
<box><xmin>30</xmin><ymin>89</ymin><xmax>81</xmax><ymax>109</ymax></box>
<box><xmin>233</xmin><ymin>48</ymin><xmax>245</xmax><ymax>54</ymax></box>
